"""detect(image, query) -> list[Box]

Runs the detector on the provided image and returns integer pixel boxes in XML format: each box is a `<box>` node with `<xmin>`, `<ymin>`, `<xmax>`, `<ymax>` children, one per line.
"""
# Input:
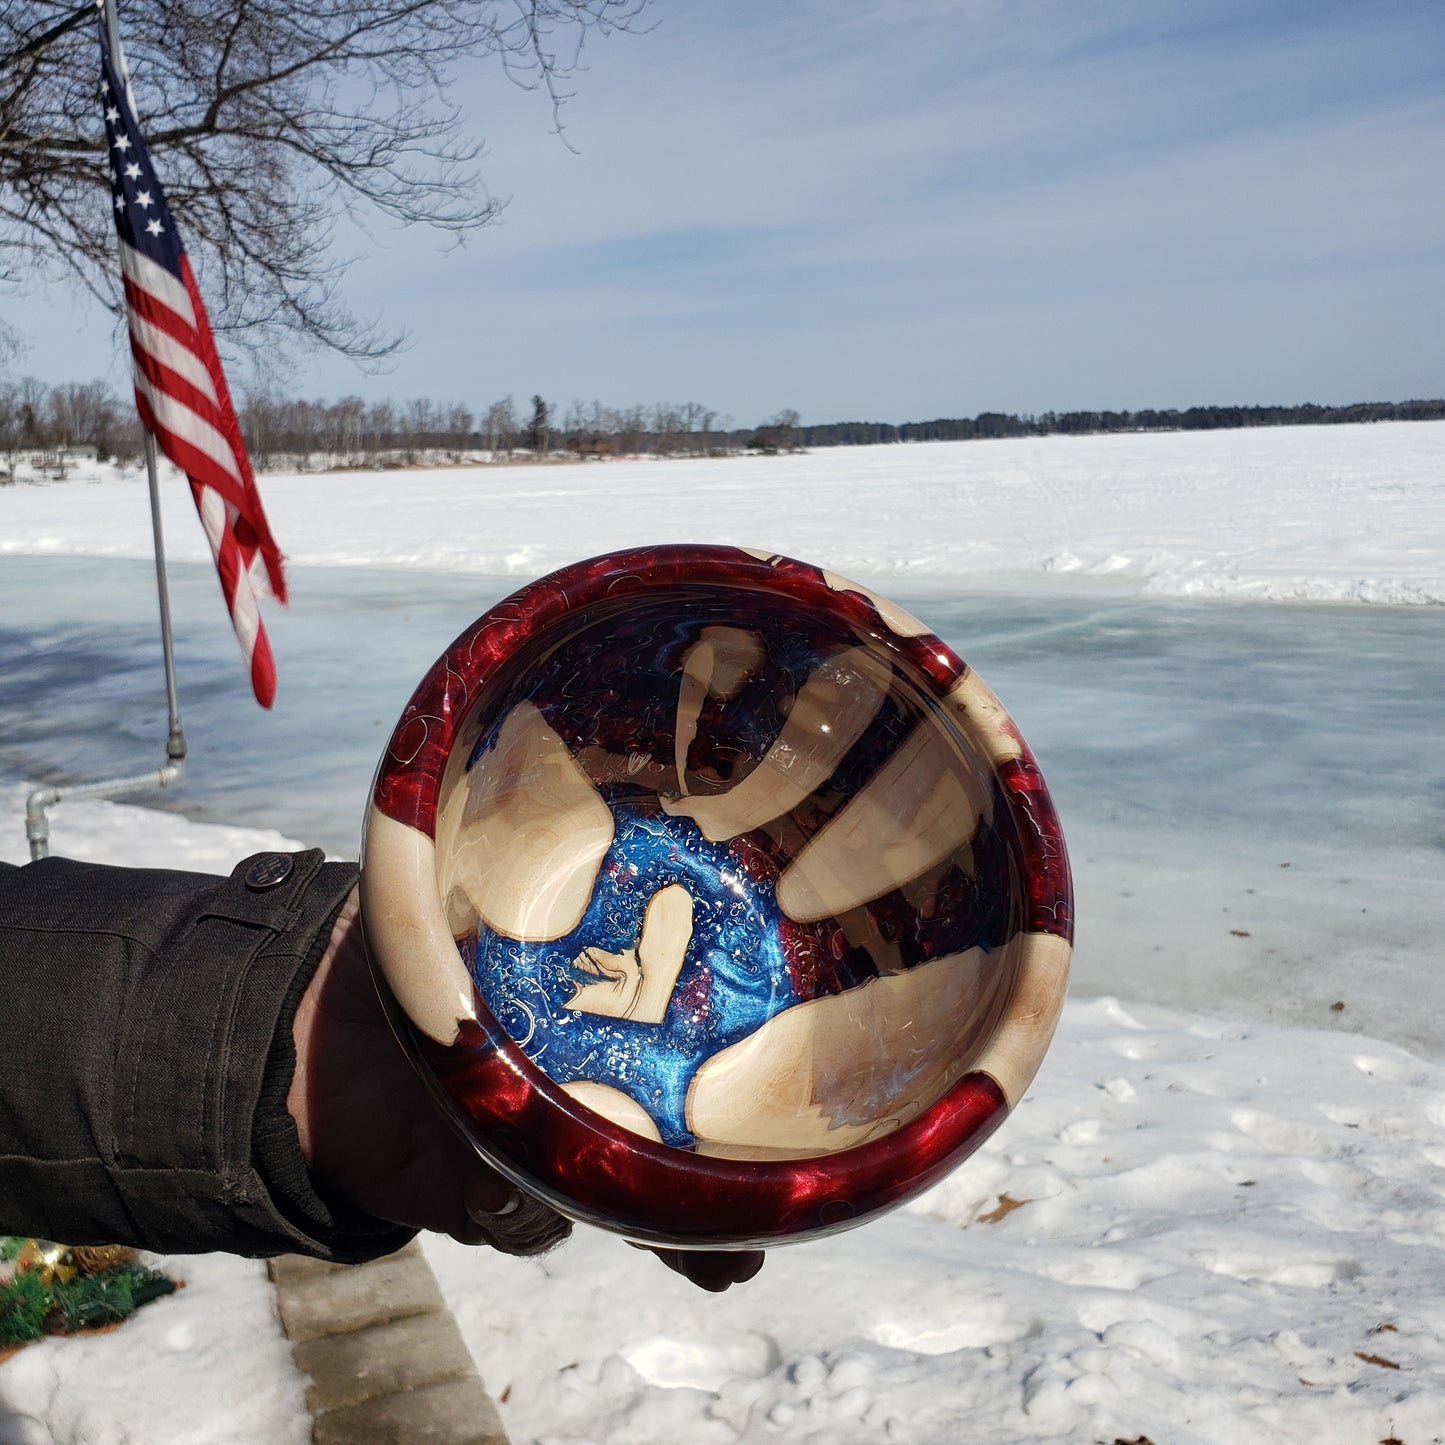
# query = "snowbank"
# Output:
<box><xmin>3</xmin><ymin>789</ymin><xmax>1443</xmax><ymax>1444</ymax></box>
<box><xmin>3</xmin><ymin>423</ymin><xmax>1443</xmax><ymax>606</ymax></box>
<box><xmin>428</xmin><ymin>992</ymin><xmax>1445</xmax><ymax>1444</ymax></box>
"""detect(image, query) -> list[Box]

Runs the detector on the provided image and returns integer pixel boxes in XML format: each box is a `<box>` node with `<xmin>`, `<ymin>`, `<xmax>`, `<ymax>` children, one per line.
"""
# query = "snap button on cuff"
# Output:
<box><xmin>245</xmin><ymin>854</ymin><xmax>294</xmax><ymax>891</ymax></box>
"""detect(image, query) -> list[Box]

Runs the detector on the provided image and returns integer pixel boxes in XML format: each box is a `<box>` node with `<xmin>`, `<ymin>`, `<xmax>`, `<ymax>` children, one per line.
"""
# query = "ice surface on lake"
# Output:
<box><xmin>3</xmin><ymin>552</ymin><xmax>1441</xmax><ymax>1060</ymax></box>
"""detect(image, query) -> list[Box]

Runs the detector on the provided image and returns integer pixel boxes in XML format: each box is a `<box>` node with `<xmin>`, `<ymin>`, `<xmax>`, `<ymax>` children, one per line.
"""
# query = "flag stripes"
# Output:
<box><xmin>125</xmin><ymin>307</ymin><xmax>218</xmax><ymax>404</ymax></box>
<box><xmin>100</xmin><ymin>5</ymin><xmax>286</xmax><ymax>706</ymax></box>
<box><xmin>117</xmin><ymin>241</ymin><xmax>195</xmax><ymax>326</ymax></box>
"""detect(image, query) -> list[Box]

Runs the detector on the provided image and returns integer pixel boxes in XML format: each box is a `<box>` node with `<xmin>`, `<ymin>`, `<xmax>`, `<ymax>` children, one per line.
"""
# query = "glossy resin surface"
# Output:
<box><xmin>361</xmin><ymin>545</ymin><xmax>1072</xmax><ymax>1247</ymax></box>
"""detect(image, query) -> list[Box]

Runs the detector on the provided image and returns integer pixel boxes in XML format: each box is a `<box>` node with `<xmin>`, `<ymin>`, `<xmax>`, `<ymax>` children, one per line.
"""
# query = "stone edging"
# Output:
<box><xmin>269</xmin><ymin>1241</ymin><xmax>509</xmax><ymax>1444</ymax></box>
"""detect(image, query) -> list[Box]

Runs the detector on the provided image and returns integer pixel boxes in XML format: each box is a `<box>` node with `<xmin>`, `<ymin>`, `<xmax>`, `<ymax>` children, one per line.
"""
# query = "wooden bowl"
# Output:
<box><xmin>361</xmin><ymin>545</ymin><xmax>1072</xmax><ymax>1248</ymax></box>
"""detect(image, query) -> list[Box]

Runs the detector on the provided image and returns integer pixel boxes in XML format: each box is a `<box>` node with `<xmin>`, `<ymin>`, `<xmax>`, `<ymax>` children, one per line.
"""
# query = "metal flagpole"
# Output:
<box><xmin>100</xmin><ymin>0</ymin><xmax>135</xmax><ymax>117</ymax></box>
<box><xmin>24</xmin><ymin>1</ymin><xmax>187</xmax><ymax>860</ymax></box>
<box><xmin>117</xmin><ymin>0</ymin><xmax>184</xmax><ymax>766</ymax></box>
<box><xmin>145</xmin><ymin>430</ymin><xmax>188</xmax><ymax>767</ymax></box>
<box><xmin>24</xmin><ymin>438</ymin><xmax>189</xmax><ymax>861</ymax></box>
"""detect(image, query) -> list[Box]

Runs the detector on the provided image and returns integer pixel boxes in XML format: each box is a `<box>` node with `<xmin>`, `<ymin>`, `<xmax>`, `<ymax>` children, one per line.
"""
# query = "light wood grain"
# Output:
<box><xmin>361</xmin><ymin>809</ymin><xmax>477</xmax><ymax>1046</ymax></box>
<box><xmin>664</xmin><ymin>646</ymin><xmax>891</xmax><ymax>842</ymax></box>
<box><xmin>673</xmin><ymin>626</ymin><xmax>767</xmax><ymax>793</ymax></box>
<box><xmin>564</xmin><ymin>882</ymin><xmax>696</xmax><ymax>1024</ymax></box>
<box><xmin>684</xmin><ymin>943</ymin><xmax>1012</xmax><ymax>1157</ymax></box>
<box><xmin>969</xmin><ymin>932</ymin><xmax>1072</xmax><ymax>1107</ymax></box>
<box><xmin>561</xmin><ymin>1081</ymin><xmax>665</xmax><ymax>1141</ymax></box>
<box><xmin>776</xmin><ymin>719</ymin><xmax>991</xmax><ymax>922</ymax></box>
<box><xmin>435</xmin><ymin>701</ymin><xmax>614</xmax><ymax>942</ymax></box>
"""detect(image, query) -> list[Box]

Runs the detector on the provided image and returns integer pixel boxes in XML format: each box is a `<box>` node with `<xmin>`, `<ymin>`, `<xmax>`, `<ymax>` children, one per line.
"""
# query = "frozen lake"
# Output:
<box><xmin>3</xmin><ymin>553</ymin><xmax>1441</xmax><ymax>1061</ymax></box>
<box><xmin>6</xmin><ymin>429</ymin><xmax>1445</xmax><ymax>1444</ymax></box>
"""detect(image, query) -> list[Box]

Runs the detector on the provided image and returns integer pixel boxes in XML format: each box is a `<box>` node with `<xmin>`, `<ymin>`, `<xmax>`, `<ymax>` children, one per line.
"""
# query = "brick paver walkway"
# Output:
<box><xmin>270</xmin><ymin>1242</ymin><xmax>509</xmax><ymax>1444</ymax></box>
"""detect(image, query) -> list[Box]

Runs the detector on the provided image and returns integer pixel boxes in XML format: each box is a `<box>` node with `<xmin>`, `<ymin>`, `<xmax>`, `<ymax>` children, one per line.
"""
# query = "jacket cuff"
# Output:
<box><xmin>0</xmin><ymin>849</ymin><xmax>413</xmax><ymax>1261</ymax></box>
<box><xmin>249</xmin><ymin>856</ymin><xmax>416</xmax><ymax>1261</ymax></box>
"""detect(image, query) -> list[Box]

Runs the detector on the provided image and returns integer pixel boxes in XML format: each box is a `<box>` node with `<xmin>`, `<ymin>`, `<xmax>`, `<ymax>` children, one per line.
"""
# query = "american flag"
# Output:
<box><xmin>99</xmin><ymin>6</ymin><xmax>286</xmax><ymax>708</ymax></box>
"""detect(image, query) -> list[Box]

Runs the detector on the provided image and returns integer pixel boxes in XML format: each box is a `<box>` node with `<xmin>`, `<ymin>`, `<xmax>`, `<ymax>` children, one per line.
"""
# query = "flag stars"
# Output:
<box><xmin>106</xmin><ymin>106</ymin><xmax>120</xmax><ymax>124</ymax></box>
<box><xmin>124</xmin><ymin>162</ymin><xmax>141</xmax><ymax>180</ymax></box>
<box><xmin>114</xmin><ymin>193</ymin><xmax>126</xmax><ymax>212</ymax></box>
<box><xmin>112</xmin><ymin>134</ymin><xmax>131</xmax><ymax>153</ymax></box>
<box><xmin>136</xmin><ymin>190</ymin><xmax>153</xmax><ymax>209</ymax></box>
<box><xmin>145</xmin><ymin>218</ymin><xmax>164</xmax><ymax>237</ymax></box>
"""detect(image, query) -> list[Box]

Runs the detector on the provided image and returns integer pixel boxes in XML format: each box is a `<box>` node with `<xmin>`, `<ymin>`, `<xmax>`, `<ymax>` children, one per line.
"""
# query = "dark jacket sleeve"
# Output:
<box><xmin>0</xmin><ymin>848</ymin><xmax>413</xmax><ymax>1262</ymax></box>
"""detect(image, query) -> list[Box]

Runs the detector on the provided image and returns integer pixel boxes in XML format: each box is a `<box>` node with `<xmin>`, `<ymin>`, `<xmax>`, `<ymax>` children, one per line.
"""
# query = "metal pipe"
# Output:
<box><xmin>145</xmin><ymin>431</ymin><xmax>187</xmax><ymax>764</ymax></box>
<box><xmin>25</xmin><ymin>759</ymin><xmax>185</xmax><ymax>862</ymax></box>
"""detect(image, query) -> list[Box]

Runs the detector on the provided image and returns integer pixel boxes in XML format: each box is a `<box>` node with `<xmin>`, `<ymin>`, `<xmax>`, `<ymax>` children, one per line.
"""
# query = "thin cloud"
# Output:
<box><xmin>7</xmin><ymin>0</ymin><xmax>1442</xmax><ymax>419</ymax></box>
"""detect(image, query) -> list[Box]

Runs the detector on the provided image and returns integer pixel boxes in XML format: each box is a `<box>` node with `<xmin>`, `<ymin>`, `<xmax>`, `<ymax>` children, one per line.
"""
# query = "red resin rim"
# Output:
<box><xmin>364</xmin><ymin>543</ymin><xmax>1072</xmax><ymax>1246</ymax></box>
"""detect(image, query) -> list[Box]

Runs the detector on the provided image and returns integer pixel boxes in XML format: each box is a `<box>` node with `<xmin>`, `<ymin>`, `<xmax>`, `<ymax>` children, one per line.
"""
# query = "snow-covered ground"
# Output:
<box><xmin>4</xmin><ymin>422</ymin><xmax>1444</xmax><ymax>604</ymax></box>
<box><xmin>0</xmin><ymin>1246</ymin><xmax>309</xmax><ymax>1445</ymax></box>
<box><xmin>2</xmin><ymin>425</ymin><xmax>1444</xmax><ymax>1443</ymax></box>
<box><xmin>0</xmin><ymin>796</ymin><xmax>312</xmax><ymax>1445</ymax></box>
<box><xmin>431</xmin><ymin>997</ymin><xmax>1445</xmax><ymax>1445</ymax></box>
<box><xmin>2</xmin><ymin>788</ymin><xmax>1443</xmax><ymax>1445</ymax></box>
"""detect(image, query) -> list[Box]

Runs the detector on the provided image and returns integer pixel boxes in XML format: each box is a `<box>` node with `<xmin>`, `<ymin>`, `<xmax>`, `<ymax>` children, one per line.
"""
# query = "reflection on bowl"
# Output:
<box><xmin>361</xmin><ymin>544</ymin><xmax>1071</xmax><ymax>1248</ymax></box>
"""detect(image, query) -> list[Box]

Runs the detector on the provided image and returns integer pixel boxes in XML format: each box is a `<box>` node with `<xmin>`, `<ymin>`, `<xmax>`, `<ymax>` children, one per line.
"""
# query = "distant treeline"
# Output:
<box><xmin>799</xmin><ymin>399</ymin><xmax>1445</xmax><ymax>447</ymax></box>
<box><xmin>2</xmin><ymin>373</ymin><xmax>1443</xmax><ymax>477</ymax></box>
<box><xmin>238</xmin><ymin>393</ymin><xmax>759</xmax><ymax>468</ymax></box>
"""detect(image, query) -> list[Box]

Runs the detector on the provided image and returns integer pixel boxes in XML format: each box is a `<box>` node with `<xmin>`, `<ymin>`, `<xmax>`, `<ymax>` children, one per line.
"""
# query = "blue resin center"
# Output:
<box><xmin>467</xmin><ymin>808</ymin><xmax>798</xmax><ymax>1148</ymax></box>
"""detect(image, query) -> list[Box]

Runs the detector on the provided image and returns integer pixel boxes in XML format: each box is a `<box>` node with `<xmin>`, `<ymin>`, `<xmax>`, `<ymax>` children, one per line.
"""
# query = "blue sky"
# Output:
<box><xmin>9</xmin><ymin>0</ymin><xmax>1444</xmax><ymax>426</ymax></box>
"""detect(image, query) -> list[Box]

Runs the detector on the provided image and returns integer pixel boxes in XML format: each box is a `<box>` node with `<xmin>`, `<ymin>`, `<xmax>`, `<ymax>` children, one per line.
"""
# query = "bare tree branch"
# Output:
<box><xmin>0</xmin><ymin>0</ymin><xmax>650</xmax><ymax>361</ymax></box>
<box><xmin>0</xmin><ymin>4</ymin><xmax>93</xmax><ymax>75</ymax></box>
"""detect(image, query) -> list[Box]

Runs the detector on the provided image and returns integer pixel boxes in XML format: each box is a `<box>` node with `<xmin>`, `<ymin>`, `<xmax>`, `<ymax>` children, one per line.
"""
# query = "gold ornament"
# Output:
<box><xmin>72</xmin><ymin>1245</ymin><xmax>139</xmax><ymax>1275</ymax></box>
<box><xmin>15</xmin><ymin>1239</ymin><xmax>78</xmax><ymax>1286</ymax></box>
